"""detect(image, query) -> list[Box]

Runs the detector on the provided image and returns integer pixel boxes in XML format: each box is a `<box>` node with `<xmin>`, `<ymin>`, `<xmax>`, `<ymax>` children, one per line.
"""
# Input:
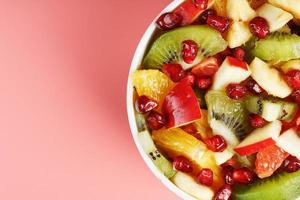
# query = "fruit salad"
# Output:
<box><xmin>130</xmin><ymin>0</ymin><xmax>300</xmax><ymax>199</ymax></box>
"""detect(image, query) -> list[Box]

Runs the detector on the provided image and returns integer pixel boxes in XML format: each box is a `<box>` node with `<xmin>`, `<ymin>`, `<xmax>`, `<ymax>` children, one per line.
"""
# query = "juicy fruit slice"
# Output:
<box><xmin>171</xmin><ymin>172</ymin><xmax>214</xmax><ymax>200</ymax></box>
<box><xmin>280</xmin><ymin>59</ymin><xmax>300</xmax><ymax>73</ymax></box>
<box><xmin>269</xmin><ymin>0</ymin><xmax>300</xmax><ymax>19</ymax></box>
<box><xmin>234</xmin><ymin>120</ymin><xmax>282</xmax><ymax>156</ymax></box>
<box><xmin>193</xmin><ymin>110</ymin><xmax>213</xmax><ymax>140</ymax></box>
<box><xmin>227</xmin><ymin>0</ymin><xmax>256</xmax><ymax>21</ymax></box>
<box><xmin>246</xmin><ymin>32</ymin><xmax>300</xmax><ymax>62</ymax></box>
<box><xmin>245</xmin><ymin>96</ymin><xmax>298</xmax><ymax>122</ymax></box>
<box><xmin>138</xmin><ymin>130</ymin><xmax>176</xmax><ymax>178</ymax></box>
<box><xmin>132</xmin><ymin>70</ymin><xmax>174</xmax><ymax>105</ymax></box>
<box><xmin>142</xmin><ymin>25</ymin><xmax>228</xmax><ymax>70</ymax></box>
<box><xmin>163</xmin><ymin>81</ymin><xmax>201</xmax><ymax>128</ymax></box>
<box><xmin>277</xmin><ymin>128</ymin><xmax>300</xmax><ymax>160</ymax></box>
<box><xmin>212</xmin><ymin>56</ymin><xmax>251</xmax><ymax>90</ymax></box>
<box><xmin>250</xmin><ymin>57</ymin><xmax>292</xmax><ymax>98</ymax></box>
<box><xmin>213</xmin><ymin>0</ymin><xmax>227</xmax><ymax>16</ymax></box>
<box><xmin>255</xmin><ymin>145</ymin><xmax>289</xmax><ymax>178</ymax></box>
<box><xmin>233</xmin><ymin>170</ymin><xmax>300</xmax><ymax>200</ymax></box>
<box><xmin>256</xmin><ymin>3</ymin><xmax>293</xmax><ymax>32</ymax></box>
<box><xmin>227</xmin><ymin>21</ymin><xmax>252</xmax><ymax>48</ymax></box>
<box><xmin>205</xmin><ymin>90</ymin><xmax>250</xmax><ymax>147</ymax></box>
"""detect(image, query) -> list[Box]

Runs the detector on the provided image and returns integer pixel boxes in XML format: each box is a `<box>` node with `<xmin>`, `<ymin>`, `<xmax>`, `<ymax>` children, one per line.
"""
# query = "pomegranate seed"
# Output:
<box><xmin>193</xmin><ymin>0</ymin><xmax>208</xmax><ymax>9</ymax></box>
<box><xmin>207</xmin><ymin>15</ymin><xmax>230</xmax><ymax>33</ymax></box>
<box><xmin>249</xmin><ymin>114</ymin><xmax>267</xmax><ymax>128</ymax></box>
<box><xmin>181</xmin><ymin>72</ymin><xmax>197</xmax><ymax>87</ymax></box>
<box><xmin>181</xmin><ymin>124</ymin><xmax>200</xmax><ymax>137</ymax></box>
<box><xmin>173</xmin><ymin>156</ymin><xmax>193</xmax><ymax>173</ymax></box>
<box><xmin>197</xmin><ymin>76</ymin><xmax>212</xmax><ymax>90</ymax></box>
<box><xmin>283</xmin><ymin>156</ymin><xmax>300</xmax><ymax>173</ymax></box>
<box><xmin>146</xmin><ymin>111</ymin><xmax>167</xmax><ymax>130</ymax></box>
<box><xmin>135</xmin><ymin>95</ymin><xmax>158</xmax><ymax>114</ymax></box>
<box><xmin>233</xmin><ymin>167</ymin><xmax>255</xmax><ymax>184</ymax></box>
<box><xmin>214</xmin><ymin>185</ymin><xmax>232</xmax><ymax>200</ymax></box>
<box><xmin>222</xmin><ymin>165</ymin><xmax>235</xmax><ymax>185</ymax></box>
<box><xmin>249</xmin><ymin>17</ymin><xmax>270</xmax><ymax>39</ymax></box>
<box><xmin>232</xmin><ymin>47</ymin><xmax>245</xmax><ymax>61</ymax></box>
<box><xmin>205</xmin><ymin>135</ymin><xmax>227</xmax><ymax>152</ymax></box>
<box><xmin>182</xmin><ymin>40</ymin><xmax>199</xmax><ymax>64</ymax></box>
<box><xmin>284</xmin><ymin>70</ymin><xmax>300</xmax><ymax>90</ymax></box>
<box><xmin>291</xmin><ymin>89</ymin><xmax>300</xmax><ymax>104</ymax></box>
<box><xmin>156</xmin><ymin>12</ymin><xmax>182</xmax><ymax>30</ymax></box>
<box><xmin>246</xmin><ymin>79</ymin><xmax>264</xmax><ymax>94</ymax></box>
<box><xmin>162</xmin><ymin>63</ymin><xmax>185</xmax><ymax>82</ymax></box>
<box><xmin>197</xmin><ymin>168</ymin><xmax>214</xmax><ymax>186</ymax></box>
<box><xmin>226</xmin><ymin>83</ymin><xmax>247</xmax><ymax>100</ymax></box>
<box><xmin>199</xmin><ymin>9</ymin><xmax>216</xmax><ymax>24</ymax></box>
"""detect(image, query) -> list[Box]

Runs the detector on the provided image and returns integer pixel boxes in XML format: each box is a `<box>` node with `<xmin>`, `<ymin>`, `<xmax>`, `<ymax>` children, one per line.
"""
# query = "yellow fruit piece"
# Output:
<box><xmin>132</xmin><ymin>69</ymin><xmax>174</xmax><ymax>104</ymax></box>
<box><xmin>214</xmin><ymin>0</ymin><xmax>227</xmax><ymax>17</ymax></box>
<box><xmin>194</xmin><ymin>110</ymin><xmax>213</xmax><ymax>140</ymax></box>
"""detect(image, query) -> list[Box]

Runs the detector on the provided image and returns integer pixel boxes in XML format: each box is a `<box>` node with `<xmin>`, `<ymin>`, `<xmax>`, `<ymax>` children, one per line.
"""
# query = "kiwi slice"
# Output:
<box><xmin>143</xmin><ymin>25</ymin><xmax>228</xmax><ymax>69</ymax></box>
<box><xmin>233</xmin><ymin>170</ymin><xmax>300</xmax><ymax>200</ymax></box>
<box><xmin>245</xmin><ymin>32</ymin><xmax>300</xmax><ymax>62</ymax></box>
<box><xmin>245</xmin><ymin>96</ymin><xmax>298</xmax><ymax>122</ymax></box>
<box><xmin>205</xmin><ymin>90</ymin><xmax>251</xmax><ymax>147</ymax></box>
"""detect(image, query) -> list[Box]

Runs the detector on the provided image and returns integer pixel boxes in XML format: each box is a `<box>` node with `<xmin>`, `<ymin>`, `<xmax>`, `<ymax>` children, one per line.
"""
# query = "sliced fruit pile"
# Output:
<box><xmin>131</xmin><ymin>0</ymin><xmax>300</xmax><ymax>199</ymax></box>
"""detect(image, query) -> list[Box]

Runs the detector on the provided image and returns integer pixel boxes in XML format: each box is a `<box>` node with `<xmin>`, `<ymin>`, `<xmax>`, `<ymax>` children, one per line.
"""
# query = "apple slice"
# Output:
<box><xmin>174</xmin><ymin>0</ymin><xmax>215</xmax><ymax>26</ymax></box>
<box><xmin>163</xmin><ymin>81</ymin><xmax>201</xmax><ymax>128</ymax></box>
<box><xmin>269</xmin><ymin>0</ymin><xmax>300</xmax><ymax>19</ymax></box>
<box><xmin>212</xmin><ymin>56</ymin><xmax>251</xmax><ymax>90</ymax></box>
<box><xmin>227</xmin><ymin>0</ymin><xmax>256</xmax><ymax>21</ymax></box>
<box><xmin>250</xmin><ymin>57</ymin><xmax>292</xmax><ymax>98</ymax></box>
<box><xmin>234</xmin><ymin>120</ymin><xmax>282</xmax><ymax>156</ymax></box>
<box><xmin>256</xmin><ymin>3</ymin><xmax>293</xmax><ymax>32</ymax></box>
<box><xmin>227</xmin><ymin>21</ymin><xmax>252</xmax><ymax>48</ymax></box>
<box><xmin>277</xmin><ymin>128</ymin><xmax>300</xmax><ymax>160</ymax></box>
<box><xmin>191</xmin><ymin>57</ymin><xmax>219</xmax><ymax>77</ymax></box>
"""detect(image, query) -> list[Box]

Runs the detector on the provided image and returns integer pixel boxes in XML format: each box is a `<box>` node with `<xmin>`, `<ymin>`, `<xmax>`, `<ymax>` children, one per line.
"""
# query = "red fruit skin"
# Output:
<box><xmin>182</xmin><ymin>40</ymin><xmax>199</xmax><ymax>64</ymax></box>
<box><xmin>234</xmin><ymin>138</ymin><xmax>276</xmax><ymax>156</ymax></box>
<box><xmin>163</xmin><ymin>81</ymin><xmax>202</xmax><ymax>128</ymax></box>
<box><xmin>249</xmin><ymin>114</ymin><xmax>267</xmax><ymax>128</ymax></box>
<box><xmin>191</xmin><ymin>57</ymin><xmax>219</xmax><ymax>77</ymax></box>
<box><xmin>181</xmin><ymin>72</ymin><xmax>197</xmax><ymax>87</ymax></box>
<box><xmin>233</xmin><ymin>167</ymin><xmax>255</xmax><ymax>184</ymax></box>
<box><xmin>207</xmin><ymin>15</ymin><xmax>230</xmax><ymax>33</ymax></box>
<box><xmin>232</xmin><ymin>47</ymin><xmax>245</xmax><ymax>61</ymax></box>
<box><xmin>197</xmin><ymin>168</ymin><xmax>214</xmax><ymax>186</ymax></box>
<box><xmin>213</xmin><ymin>185</ymin><xmax>232</xmax><ymax>200</ymax></box>
<box><xmin>135</xmin><ymin>95</ymin><xmax>158</xmax><ymax>114</ymax></box>
<box><xmin>226</xmin><ymin>83</ymin><xmax>247</xmax><ymax>100</ymax></box>
<box><xmin>162</xmin><ymin>63</ymin><xmax>185</xmax><ymax>82</ymax></box>
<box><xmin>246</xmin><ymin>79</ymin><xmax>264</xmax><ymax>94</ymax></box>
<box><xmin>173</xmin><ymin>156</ymin><xmax>193</xmax><ymax>173</ymax></box>
<box><xmin>197</xmin><ymin>76</ymin><xmax>212</xmax><ymax>90</ymax></box>
<box><xmin>227</xmin><ymin>56</ymin><xmax>248</xmax><ymax>70</ymax></box>
<box><xmin>193</xmin><ymin>0</ymin><xmax>208</xmax><ymax>10</ymax></box>
<box><xmin>249</xmin><ymin>17</ymin><xmax>270</xmax><ymax>39</ymax></box>
<box><xmin>174</xmin><ymin>0</ymin><xmax>214</xmax><ymax>26</ymax></box>
<box><xmin>205</xmin><ymin>135</ymin><xmax>227</xmax><ymax>152</ymax></box>
<box><xmin>156</xmin><ymin>12</ymin><xmax>182</xmax><ymax>30</ymax></box>
<box><xmin>284</xmin><ymin>70</ymin><xmax>300</xmax><ymax>90</ymax></box>
<box><xmin>291</xmin><ymin>89</ymin><xmax>300</xmax><ymax>104</ymax></box>
<box><xmin>146</xmin><ymin>111</ymin><xmax>167</xmax><ymax>130</ymax></box>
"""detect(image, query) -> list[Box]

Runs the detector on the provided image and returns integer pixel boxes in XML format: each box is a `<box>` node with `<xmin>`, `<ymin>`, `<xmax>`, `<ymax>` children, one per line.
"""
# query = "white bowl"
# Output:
<box><xmin>126</xmin><ymin>0</ymin><xmax>199</xmax><ymax>199</ymax></box>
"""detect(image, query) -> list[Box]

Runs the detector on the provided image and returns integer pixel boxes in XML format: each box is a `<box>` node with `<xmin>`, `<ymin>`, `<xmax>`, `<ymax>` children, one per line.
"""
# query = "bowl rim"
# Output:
<box><xmin>126</xmin><ymin>0</ymin><xmax>198</xmax><ymax>199</ymax></box>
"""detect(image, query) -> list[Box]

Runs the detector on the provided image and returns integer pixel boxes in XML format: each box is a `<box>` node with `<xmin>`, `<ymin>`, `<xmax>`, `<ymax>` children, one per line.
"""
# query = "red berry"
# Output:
<box><xmin>182</xmin><ymin>40</ymin><xmax>199</xmax><ymax>64</ymax></box>
<box><xmin>214</xmin><ymin>185</ymin><xmax>232</xmax><ymax>200</ymax></box>
<box><xmin>135</xmin><ymin>95</ymin><xmax>158</xmax><ymax>114</ymax></box>
<box><xmin>207</xmin><ymin>15</ymin><xmax>230</xmax><ymax>33</ymax></box>
<box><xmin>249</xmin><ymin>114</ymin><xmax>267</xmax><ymax>128</ymax></box>
<box><xmin>193</xmin><ymin>0</ymin><xmax>208</xmax><ymax>9</ymax></box>
<box><xmin>246</xmin><ymin>79</ymin><xmax>264</xmax><ymax>94</ymax></box>
<box><xmin>197</xmin><ymin>168</ymin><xmax>214</xmax><ymax>186</ymax></box>
<box><xmin>205</xmin><ymin>135</ymin><xmax>227</xmax><ymax>152</ymax></box>
<box><xmin>181</xmin><ymin>72</ymin><xmax>197</xmax><ymax>87</ymax></box>
<box><xmin>156</xmin><ymin>12</ymin><xmax>182</xmax><ymax>30</ymax></box>
<box><xmin>162</xmin><ymin>63</ymin><xmax>185</xmax><ymax>82</ymax></box>
<box><xmin>226</xmin><ymin>83</ymin><xmax>247</xmax><ymax>100</ymax></box>
<box><xmin>222</xmin><ymin>165</ymin><xmax>235</xmax><ymax>185</ymax></box>
<box><xmin>283</xmin><ymin>156</ymin><xmax>300</xmax><ymax>173</ymax></box>
<box><xmin>249</xmin><ymin>17</ymin><xmax>270</xmax><ymax>39</ymax></box>
<box><xmin>291</xmin><ymin>89</ymin><xmax>300</xmax><ymax>104</ymax></box>
<box><xmin>146</xmin><ymin>111</ymin><xmax>166</xmax><ymax>130</ymax></box>
<box><xmin>197</xmin><ymin>76</ymin><xmax>212</xmax><ymax>90</ymax></box>
<box><xmin>232</xmin><ymin>47</ymin><xmax>245</xmax><ymax>61</ymax></box>
<box><xmin>233</xmin><ymin>167</ymin><xmax>255</xmax><ymax>184</ymax></box>
<box><xmin>199</xmin><ymin>9</ymin><xmax>216</xmax><ymax>24</ymax></box>
<box><xmin>173</xmin><ymin>156</ymin><xmax>193</xmax><ymax>173</ymax></box>
<box><xmin>284</xmin><ymin>70</ymin><xmax>300</xmax><ymax>90</ymax></box>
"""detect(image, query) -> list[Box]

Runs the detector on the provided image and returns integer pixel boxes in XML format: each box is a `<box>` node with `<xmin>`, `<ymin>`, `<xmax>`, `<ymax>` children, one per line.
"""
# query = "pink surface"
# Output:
<box><xmin>0</xmin><ymin>0</ymin><xmax>179</xmax><ymax>199</ymax></box>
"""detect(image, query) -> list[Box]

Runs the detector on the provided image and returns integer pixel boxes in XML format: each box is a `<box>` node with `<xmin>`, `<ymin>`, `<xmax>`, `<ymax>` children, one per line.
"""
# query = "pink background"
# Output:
<box><xmin>0</xmin><ymin>0</ymin><xmax>180</xmax><ymax>199</ymax></box>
